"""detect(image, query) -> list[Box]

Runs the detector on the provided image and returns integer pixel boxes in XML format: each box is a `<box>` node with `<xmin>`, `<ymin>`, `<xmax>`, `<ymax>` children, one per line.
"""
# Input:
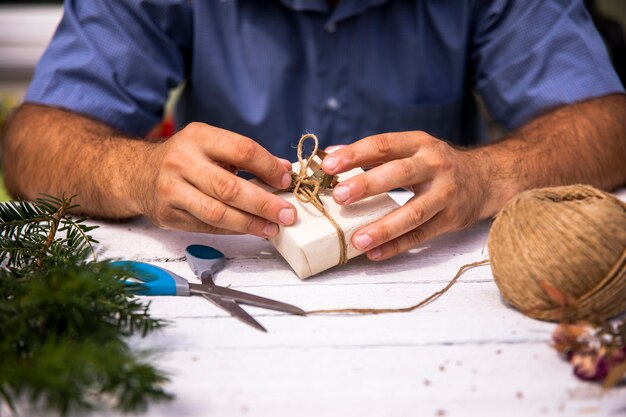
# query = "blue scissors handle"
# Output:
<box><xmin>185</xmin><ymin>244</ymin><xmax>225</xmax><ymax>278</ymax></box>
<box><xmin>112</xmin><ymin>261</ymin><xmax>191</xmax><ymax>296</ymax></box>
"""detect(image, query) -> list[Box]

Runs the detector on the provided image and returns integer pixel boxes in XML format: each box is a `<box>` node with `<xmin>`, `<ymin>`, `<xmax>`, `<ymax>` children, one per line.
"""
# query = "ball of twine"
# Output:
<box><xmin>488</xmin><ymin>184</ymin><xmax>626</xmax><ymax>322</ymax></box>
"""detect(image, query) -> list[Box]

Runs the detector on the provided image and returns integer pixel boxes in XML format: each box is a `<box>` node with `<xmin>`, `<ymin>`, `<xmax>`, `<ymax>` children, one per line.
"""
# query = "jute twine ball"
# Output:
<box><xmin>488</xmin><ymin>184</ymin><xmax>626</xmax><ymax>322</ymax></box>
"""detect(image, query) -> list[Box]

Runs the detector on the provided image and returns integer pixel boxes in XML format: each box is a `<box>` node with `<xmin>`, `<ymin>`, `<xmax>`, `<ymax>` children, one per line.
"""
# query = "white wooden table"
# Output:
<box><xmin>78</xmin><ymin>190</ymin><xmax>626</xmax><ymax>416</ymax></box>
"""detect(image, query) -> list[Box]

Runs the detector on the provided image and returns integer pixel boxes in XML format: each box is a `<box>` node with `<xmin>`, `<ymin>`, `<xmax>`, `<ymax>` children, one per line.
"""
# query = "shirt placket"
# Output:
<box><xmin>314</xmin><ymin>14</ymin><xmax>350</xmax><ymax>148</ymax></box>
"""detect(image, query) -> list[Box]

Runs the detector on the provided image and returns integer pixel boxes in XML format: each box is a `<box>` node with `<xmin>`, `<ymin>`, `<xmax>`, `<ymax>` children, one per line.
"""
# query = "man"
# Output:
<box><xmin>2</xmin><ymin>0</ymin><xmax>625</xmax><ymax>262</ymax></box>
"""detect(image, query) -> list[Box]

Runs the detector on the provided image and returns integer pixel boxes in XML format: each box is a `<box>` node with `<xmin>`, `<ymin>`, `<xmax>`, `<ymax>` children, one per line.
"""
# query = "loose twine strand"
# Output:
<box><xmin>307</xmin><ymin>259</ymin><xmax>490</xmax><ymax>315</ymax></box>
<box><xmin>292</xmin><ymin>133</ymin><xmax>347</xmax><ymax>265</ymax></box>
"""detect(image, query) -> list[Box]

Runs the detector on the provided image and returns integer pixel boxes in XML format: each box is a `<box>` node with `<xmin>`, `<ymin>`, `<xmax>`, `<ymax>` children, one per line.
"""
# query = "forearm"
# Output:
<box><xmin>1</xmin><ymin>104</ymin><xmax>151</xmax><ymax>218</ymax></box>
<box><xmin>475</xmin><ymin>94</ymin><xmax>626</xmax><ymax>217</ymax></box>
<box><xmin>2</xmin><ymin>104</ymin><xmax>297</xmax><ymax>236</ymax></box>
<box><xmin>318</xmin><ymin>94</ymin><xmax>626</xmax><ymax>260</ymax></box>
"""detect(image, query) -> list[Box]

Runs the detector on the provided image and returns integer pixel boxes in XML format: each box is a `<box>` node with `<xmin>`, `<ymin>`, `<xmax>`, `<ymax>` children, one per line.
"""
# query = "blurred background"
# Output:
<box><xmin>0</xmin><ymin>0</ymin><xmax>624</xmax><ymax>202</ymax></box>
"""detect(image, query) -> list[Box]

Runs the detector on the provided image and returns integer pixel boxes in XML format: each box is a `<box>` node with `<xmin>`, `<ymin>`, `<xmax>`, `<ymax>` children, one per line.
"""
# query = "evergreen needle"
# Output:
<box><xmin>0</xmin><ymin>195</ymin><xmax>172</xmax><ymax>415</ymax></box>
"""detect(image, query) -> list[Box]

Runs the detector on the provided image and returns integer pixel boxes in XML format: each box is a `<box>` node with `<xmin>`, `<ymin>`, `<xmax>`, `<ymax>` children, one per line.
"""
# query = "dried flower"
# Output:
<box><xmin>552</xmin><ymin>320</ymin><xmax>626</xmax><ymax>387</ymax></box>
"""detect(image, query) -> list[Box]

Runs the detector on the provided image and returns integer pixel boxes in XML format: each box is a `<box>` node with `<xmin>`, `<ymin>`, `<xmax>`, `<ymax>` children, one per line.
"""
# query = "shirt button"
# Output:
<box><xmin>325</xmin><ymin>23</ymin><xmax>337</xmax><ymax>34</ymax></box>
<box><xmin>326</xmin><ymin>97</ymin><xmax>340</xmax><ymax>111</ymax></box>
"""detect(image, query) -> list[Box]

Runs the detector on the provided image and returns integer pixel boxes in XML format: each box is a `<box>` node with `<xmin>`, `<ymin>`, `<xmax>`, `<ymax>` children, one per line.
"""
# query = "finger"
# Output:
<box><xmin>189</xmin><ymin>124</ymin><xmax>292</xmax><ymax>189</ymax></box>
<box><xmin>324</xmin><ymin>145</ymin><xmax>346</xmax><ymax>153</ymax></box>
<box><xmin>215</xmin><ymin>162</ymin><xmax>239</xmax><ymax>175</ymax></box>
<box><xmin>366</xmin><ymin>212</ymin><xmax>451</xmax><ymax>261</ymax></box>
<box><xmin>184</xmin><ymin>160</ymin><xmax>297</xmax><ymax>226</ymax></box>
<box><xmin>278</xmin><ymin>158</ymin><xmax>292</xmax><ymax>170</ymax></box>
<box><xmin>332</xmin><ymin>158</ymin><xmax>431</xmax><ymax>205</ymax></box>
<box><xmin>351</xmin><ymin>192</ymin><xmax>445</xmax><ymax>252</ymax></box>
<box><xmin>322</xmin><ymin>132</ymin><xmax>423</xmax><ymax>175</ymax></box>
<box><xmin>159</xmin><ymin>207</ymin><xmax>239</xmax><ymax>234</ymax></box>
<box><xmin>172</xmin><ymin>183</ymin><xmax>280</xmax><ymax>238</ymax></box>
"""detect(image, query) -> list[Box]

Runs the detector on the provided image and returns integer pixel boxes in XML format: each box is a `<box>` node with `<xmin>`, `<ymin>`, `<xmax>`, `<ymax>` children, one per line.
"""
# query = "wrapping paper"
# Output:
<box><xmin>268</xmin><ymin>166</ymin><xmax>400</xmax><ymax>279</ymax></box>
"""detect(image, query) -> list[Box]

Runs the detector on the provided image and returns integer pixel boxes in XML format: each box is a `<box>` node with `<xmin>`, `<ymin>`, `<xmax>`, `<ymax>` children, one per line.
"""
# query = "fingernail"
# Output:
<box><xmin>279</xmin><ymin>159</ymin><xmax>292</xmax><ymax>170</ymax></box>
<box><xmin>278</xmin><ymin>208</ymin><xmax>295</xmax><ymax>225</ymax></box>
<box><xmin>369</xmin><ymin>247</ymin><xmax>382</xmax><ymax>260</ymax></box>
<box><xmin>263</xmin><ymin>222</ymin><xmax>278</xmax><ymax>237</ymax></box>
<box><xmin>333</xmin><ymin>185</ymin><xmax>350</xmax><ymax>202</ymax></box>
<box><xmin>325</xmin><ymin>145</ymin><xmax>344</xmax><ymax>153</ymax></box>
<box><xmin>323</xmin><ymin>156</ymin><xmax>339</xmax><ymax>172</ymax></box>
<box><xmin>354</xmin><ymin>233</ymin><xmax>373</xmax><ymax>250</ymax></box>
<box><xmin>281</xmin><ymin>172</ymin><xmax>292</xmax><ymax>189</ymax></box>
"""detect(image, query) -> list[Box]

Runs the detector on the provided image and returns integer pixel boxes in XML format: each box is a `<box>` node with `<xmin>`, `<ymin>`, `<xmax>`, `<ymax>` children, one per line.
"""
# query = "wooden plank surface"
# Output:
<box><xmin>16</xmin><ymin>190</ymin><xmax>626</xmax><ymax>417</ymax></box>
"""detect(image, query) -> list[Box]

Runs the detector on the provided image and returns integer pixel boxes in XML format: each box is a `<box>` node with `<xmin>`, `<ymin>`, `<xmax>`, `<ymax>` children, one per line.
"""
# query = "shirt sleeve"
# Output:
<box><xmin>470</xmin><ymin>0</ymin><xmax>625</xmax><ymax>131</ymax></box>
<box><xmin>25</xmin><ymin>0</ymin><xmax>192</xmax><ymax>136</ymax></box>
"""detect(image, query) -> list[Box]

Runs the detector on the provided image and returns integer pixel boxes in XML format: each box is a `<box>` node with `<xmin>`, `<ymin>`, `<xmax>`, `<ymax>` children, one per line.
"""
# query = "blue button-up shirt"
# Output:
<box><xmin>26</xmin><ymin>0</ymin><xmax>624</xmax><ymax>160</ymax></box>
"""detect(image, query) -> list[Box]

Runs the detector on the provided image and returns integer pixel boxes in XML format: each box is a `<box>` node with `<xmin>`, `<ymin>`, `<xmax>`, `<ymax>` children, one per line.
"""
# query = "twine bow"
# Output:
<box><xmin>283</xmin><ymin>134</ymin><xmax>348</xmax><ymax>265</ymax></box>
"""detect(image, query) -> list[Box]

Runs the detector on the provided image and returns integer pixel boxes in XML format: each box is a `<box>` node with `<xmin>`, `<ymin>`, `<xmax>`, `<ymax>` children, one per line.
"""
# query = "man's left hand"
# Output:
<box><xmin>321</xmin><ymin>131</ymin><xmax>489</xmax><ymax>261</ymax></box>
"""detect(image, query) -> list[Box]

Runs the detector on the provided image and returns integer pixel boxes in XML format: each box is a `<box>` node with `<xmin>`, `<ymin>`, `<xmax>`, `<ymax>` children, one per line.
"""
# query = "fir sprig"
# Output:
<box><xmin>0</xmin><ymin>194</ymin><xmax>97</xmax><ymax>272</ymax></box>
<box><xmin>0</xmin><ymin>195</ymin><xmax>172</xmax><ymax>415</ymax></box>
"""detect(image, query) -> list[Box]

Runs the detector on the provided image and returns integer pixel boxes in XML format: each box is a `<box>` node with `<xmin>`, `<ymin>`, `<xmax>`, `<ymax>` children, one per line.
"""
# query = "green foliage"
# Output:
<box><xmin>0</xmin><ymin>195</ymin><xmax>172</xmax><ymax>415</ymax></box>
<box><xmin>0</xmin><ymin>195</ymin><xmax>96</xmax><ymax>272</ymax></box>
<box><xmin>0</xmin><ymin>172</ymin><xmax>9</xmax><ymax>202</ymax></box>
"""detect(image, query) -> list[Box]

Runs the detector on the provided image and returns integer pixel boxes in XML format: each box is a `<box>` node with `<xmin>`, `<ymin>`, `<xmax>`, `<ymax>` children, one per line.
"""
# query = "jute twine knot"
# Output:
<box><xmin>488</xmin><ymin>184</ymin><xmax>626</xmax><ymax>322</ymax></box>
<box><xmin>290</xmin><ymin>134</ymin><xmax>348</xmax><ymax>265</ymax></box>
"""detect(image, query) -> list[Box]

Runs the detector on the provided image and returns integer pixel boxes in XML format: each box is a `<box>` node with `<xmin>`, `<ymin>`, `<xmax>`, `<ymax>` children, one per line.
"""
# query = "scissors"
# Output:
<box><xmin>112</xmin><ymin>244</ymin><xmax>305</xmax><ymax>332</ymax></box>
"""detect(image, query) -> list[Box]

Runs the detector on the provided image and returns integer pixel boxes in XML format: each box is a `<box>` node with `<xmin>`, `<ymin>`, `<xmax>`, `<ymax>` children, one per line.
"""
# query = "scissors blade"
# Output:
<box><xmin>201</xmin><ymin>294</ymin><xmax>267</xmax><ymax>332</ymax></box>
<box><xmin>190</xmin><ymin>283</ymin><xmax>305</xmax><ymax>316</ymax></box>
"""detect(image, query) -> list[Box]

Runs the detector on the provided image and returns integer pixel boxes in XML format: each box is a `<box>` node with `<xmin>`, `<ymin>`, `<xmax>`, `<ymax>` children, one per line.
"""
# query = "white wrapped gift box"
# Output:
<box><xmin>266</xmin><ymin>165</ymin><xmax>399</xmax><ymax>279</ymax></box>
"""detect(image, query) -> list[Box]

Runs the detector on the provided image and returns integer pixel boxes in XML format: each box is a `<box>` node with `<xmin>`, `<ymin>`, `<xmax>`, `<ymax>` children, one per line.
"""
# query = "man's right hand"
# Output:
<box><xmin>137</xmin><ymin>122</ymin><xmax>297</xmax><ymax>237</ymax></box>
<box><xmin>2</xmin><ymin>105</ymin><xmax>297</xmax><ymax>237</ymax></box>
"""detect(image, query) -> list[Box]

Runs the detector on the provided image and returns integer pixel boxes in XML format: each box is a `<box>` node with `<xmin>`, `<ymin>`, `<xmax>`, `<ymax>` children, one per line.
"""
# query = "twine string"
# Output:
<box><xmin>307</xmin><ymin>259</ymin><xmax>489</xmax><ymax>315</ymax></box>
<box><xmin>292</xmin><ymin>134</ymin><xmax>348</xmax><ymax>265</ymax></box>
<box><xmin>488</xmin><ymin>185</ymin><xmax>626</xmax><ymax>322</ymax></box>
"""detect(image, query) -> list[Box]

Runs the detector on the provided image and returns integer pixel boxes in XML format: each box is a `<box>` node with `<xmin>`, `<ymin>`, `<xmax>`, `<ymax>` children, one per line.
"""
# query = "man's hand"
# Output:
<box><xmin>322</xmin><ymin>94</ymin><xmax>626</xmax><ymax>261</ymax></box>
<box><xmin>321</xmin><ymin>132</ymin><xmax>486</xmax><ymax>261</ymax></box>
<box><xmin>138</xmin><ymin>123</ymin><xmax>297</xmax><ymax>236</ymax></box>
<box><xmin>2</xmin><ymin>105</ymin><xmax>297</xmax><ymax>237</ymax></box>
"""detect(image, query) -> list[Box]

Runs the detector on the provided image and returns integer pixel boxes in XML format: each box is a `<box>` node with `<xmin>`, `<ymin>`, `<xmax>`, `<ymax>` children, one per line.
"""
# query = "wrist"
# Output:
<box><xmin>106</xmin><ymin>138</ymin><xmax>157</xmax><ymax>218</ymax></box>
<box><xmin>467</xmin><ymin>146</ymin><xmax>520</xmax><ymax>219</ymax></box>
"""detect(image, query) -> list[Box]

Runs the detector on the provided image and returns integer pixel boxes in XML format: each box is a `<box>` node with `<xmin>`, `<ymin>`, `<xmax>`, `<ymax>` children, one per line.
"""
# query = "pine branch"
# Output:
<box><xmin>0</xmin><ymin>195</ymin><xmax>98</xmax><ymax>271</ymax></box>
<box><xmin>0</xmin><ymin>195</ymin><xmax>172</xmax><ymax>415</ymax></box>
